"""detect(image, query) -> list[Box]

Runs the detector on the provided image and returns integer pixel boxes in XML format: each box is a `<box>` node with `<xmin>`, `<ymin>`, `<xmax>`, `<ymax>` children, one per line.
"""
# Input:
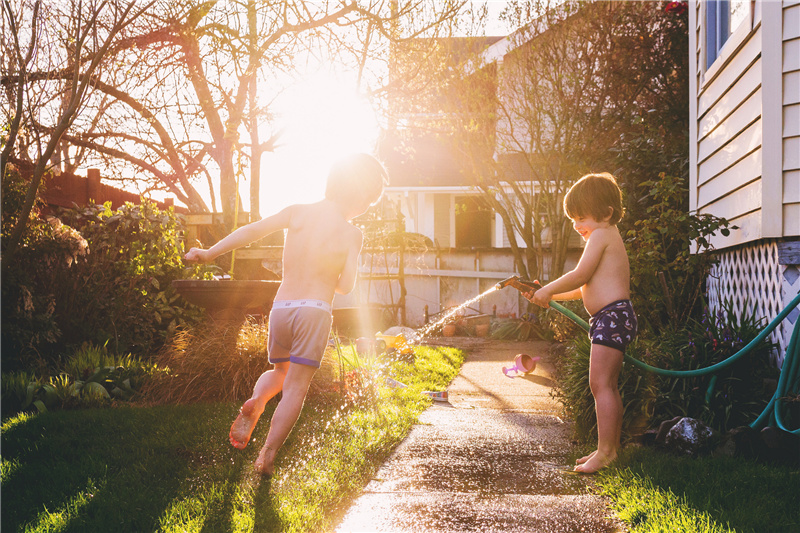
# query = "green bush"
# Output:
<box><xmin>1</xmin><ymin>166</ymin><xmax>87</xmax><ymax>370</ymax></box>
<box><xmin>649</xmin><ymin>300</ymin><xmax>777</xmax><ymax>432</ymax></box>
<box><xmin>624</xmin><ymin>173</ymin><xmax>733</xmax><ymax>333</ymax></box>
<box><xmin>2</xmin><ymin>163</ymin><xmax>206</xmax><ymax>370</ymax></box>
<box><xmin>53</xmin><ymin>201</ymin><xmax>206</xmax><ymax>357</ymax></box>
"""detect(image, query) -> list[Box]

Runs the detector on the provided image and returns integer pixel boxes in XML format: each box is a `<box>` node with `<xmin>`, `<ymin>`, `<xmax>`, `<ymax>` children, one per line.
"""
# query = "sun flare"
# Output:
<box><xmin>259</xmin><ymin>73</ymin><xmax>381</xmax><ymax>216</ymax></box>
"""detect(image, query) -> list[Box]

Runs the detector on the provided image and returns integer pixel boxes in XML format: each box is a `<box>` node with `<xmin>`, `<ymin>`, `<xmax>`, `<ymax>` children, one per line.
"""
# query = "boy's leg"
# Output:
<box><xmin>229</xmin><ymin>362</ymin><xmax>290</xmax><ymax>449</ymax></box>
<box><xmin>255</xmin><ymin>362</ymin><xmax>317</xmax><ymax>475</ymax></box>
<box><xmin>575</xmin><ymin>344</ymin><xmax>624</xmax><ymax>473</ymax></box>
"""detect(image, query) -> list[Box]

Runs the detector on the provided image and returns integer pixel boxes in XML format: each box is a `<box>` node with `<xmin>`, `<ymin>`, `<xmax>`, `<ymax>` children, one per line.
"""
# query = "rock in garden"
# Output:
<box><xmin>654</xmin><ymin>416</ymin><xmax>683</xmax><ymax>446</ymax></box>
<box><xmin>714</xmin><ymin>426</ymin><xmax>761</xmax><ymax>460</ymax></box>
<box><xmin>759</xmin><ymin>427</ymin><xmax>800</xmax><ymax>467</ymax></box>
<box><xmin>664</xmin><ymin>417</ymin><xmax>719</xmax><ymax>457</ymax></box>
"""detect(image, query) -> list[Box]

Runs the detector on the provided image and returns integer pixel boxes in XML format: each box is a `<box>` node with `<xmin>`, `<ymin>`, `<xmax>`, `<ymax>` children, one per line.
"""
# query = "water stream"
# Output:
<box><xmin>417</xmin><ymin>286</ymin><xmax>499</xmax><ymax>341</ymax></box>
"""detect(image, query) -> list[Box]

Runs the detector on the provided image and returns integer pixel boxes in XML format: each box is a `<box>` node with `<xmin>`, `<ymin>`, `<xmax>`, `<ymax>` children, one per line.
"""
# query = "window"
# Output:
<box><xmin>455</xmin><ymin>196</ymin><xmax>492</xmax><ymax>248</ymax></box>
<box><xmin>706</xmin><ymin>0</ymin><xmax>749</xmax><ymax>68</ymax></box>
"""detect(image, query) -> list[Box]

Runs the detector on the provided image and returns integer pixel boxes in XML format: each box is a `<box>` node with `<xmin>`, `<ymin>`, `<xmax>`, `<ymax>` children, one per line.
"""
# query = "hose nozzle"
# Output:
<box><xmin>496</xmin><ymin>275</ymin><xmax>520</xmax><ymax>290</ymax></box>
<box><xmin>495</xmin><ymin>275</ymin><xmax>542</xmax><ymax>292</ymax></box>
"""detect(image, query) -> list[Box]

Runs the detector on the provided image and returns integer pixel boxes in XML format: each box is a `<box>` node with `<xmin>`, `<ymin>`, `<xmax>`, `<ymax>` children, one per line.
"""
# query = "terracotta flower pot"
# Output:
<box><xmin>475</xmin><ymin>324</ymin><xmax>490</xmax><ymax>337</ymax></box>
<box><xmin>442</xmin><ymin>324</ymin><xmax>456</xmax><ymax>337</ymax></box>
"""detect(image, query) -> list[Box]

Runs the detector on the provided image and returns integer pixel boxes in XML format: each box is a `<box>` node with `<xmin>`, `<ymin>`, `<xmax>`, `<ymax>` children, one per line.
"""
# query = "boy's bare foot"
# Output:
<box><xmin>576</xmin><ymin>450</ymin><xmax>597</xmax><ymax>465</ymax></box>
<box><xmin>254</xmin><ymin>444</ymin><xmax>276</xmax><ymax>476</ymax></box>
<box><xmin>574</xmin><ymin>450</ymin><xmax>616</xmax><ymax>474</ymax></box>
<box><xmin>229</xmin><ymin>399</ymin><xmax>262</xmax><ymax>449</ymax></box>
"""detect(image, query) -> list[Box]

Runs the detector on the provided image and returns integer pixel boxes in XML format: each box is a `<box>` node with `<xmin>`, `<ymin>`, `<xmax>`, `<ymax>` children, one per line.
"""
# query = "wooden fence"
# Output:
<box><xmin>40</xmin><ymin>168</ymin><xmax>186</xmax><ymax>213</ymax></box>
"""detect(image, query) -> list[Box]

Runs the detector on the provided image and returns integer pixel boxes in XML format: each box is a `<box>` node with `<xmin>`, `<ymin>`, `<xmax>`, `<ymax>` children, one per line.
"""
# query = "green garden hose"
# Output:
<box><xmin>548</xmin><ymin>293</ymin><xmax>800</xmax><ymax>434</ymax></box>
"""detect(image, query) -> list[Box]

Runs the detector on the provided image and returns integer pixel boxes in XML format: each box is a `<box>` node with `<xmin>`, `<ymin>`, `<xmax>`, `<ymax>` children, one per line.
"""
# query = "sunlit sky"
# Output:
<box><xmin>249</xmin><ymin>1</ymin><xmax>512</xmax><ymax>218</ymax></box>
<box><xmin>145</xmin><ymin>1</ymin><xmax>512</xmax><ymax>218</ymax></box>
<box><xmin>256</xmin><ymin>72</ymin><xmax>382</xmax><ymax>217</ymax></box>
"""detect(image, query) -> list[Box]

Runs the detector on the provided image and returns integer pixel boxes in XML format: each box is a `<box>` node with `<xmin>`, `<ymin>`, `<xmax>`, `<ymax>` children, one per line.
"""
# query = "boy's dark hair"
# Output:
<box><xmin>563</xmin><ymin>172</ymin><xmax>624</xmax><ymax>225</ymax></box>
<box><xmin>325</xmin><ymin>153</ymin><xmax>387</xmax><ymax>206</ymax></box>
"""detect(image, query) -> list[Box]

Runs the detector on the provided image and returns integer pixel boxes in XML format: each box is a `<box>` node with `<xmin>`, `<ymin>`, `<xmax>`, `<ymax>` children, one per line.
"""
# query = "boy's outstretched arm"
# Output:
<box><xmin>184</xmin><ymin>206</ymin><xmax>294</xmax><ymax>263</ymax></box>
<box><xmin>335</xmin><ymin>229</ymin><xmax>364</xmax><ymax>294</ymax></box>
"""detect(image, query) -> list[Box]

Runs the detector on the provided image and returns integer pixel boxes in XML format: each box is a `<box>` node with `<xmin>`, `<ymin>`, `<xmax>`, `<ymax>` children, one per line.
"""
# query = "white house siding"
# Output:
<box><xmin>784</xmin><ymin>1</ymin><xmax>800</xmax><ymax>235</ymax></box>
<box><xmin>691</xmin><ymin>1</ymin><xmax>800</xmax><ymax>363</ymax></box>
<box><xmin>693</xmin><ymin>13</ymin><xmax>764</xmax><ymax>247</ymax></box>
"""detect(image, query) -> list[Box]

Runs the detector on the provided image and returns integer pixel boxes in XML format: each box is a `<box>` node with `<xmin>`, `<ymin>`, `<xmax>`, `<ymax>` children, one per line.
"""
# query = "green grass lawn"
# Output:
<box><xmin>1</xmin><ymin>345</ymin><xmax>465</xmax><ymax>533</ymax></box>
<box><xmin>595</xmin><ymin>446</ymin><xmax>800</xmax><ymax>533</ymax></box>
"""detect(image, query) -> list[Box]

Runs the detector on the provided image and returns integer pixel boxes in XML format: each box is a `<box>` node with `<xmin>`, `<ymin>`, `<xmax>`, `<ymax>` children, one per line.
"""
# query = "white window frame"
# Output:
<box><xmin>703</xmin><ymin>0</ymin><xmax>754</xmax><ymax>84</ymax></box>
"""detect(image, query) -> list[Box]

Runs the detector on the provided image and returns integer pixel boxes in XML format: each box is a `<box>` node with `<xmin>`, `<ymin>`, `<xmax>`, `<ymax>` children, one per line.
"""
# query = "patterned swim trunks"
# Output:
<box><xmin>588</xmin><ymin>299</ymin><xmax>638</xmax><ymax>352</ymax></box>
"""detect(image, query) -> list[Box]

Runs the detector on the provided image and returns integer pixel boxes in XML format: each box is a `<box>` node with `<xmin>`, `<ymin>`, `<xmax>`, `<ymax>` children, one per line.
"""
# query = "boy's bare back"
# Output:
<box><xmin>184</xmin><ymin>153</ymin><xmax>385</xmax><ymax>304</ymax></box>
<box><xmin>277</xmin><ymin>200</ymin><xmax>362</xmax><ymax>303</ymax></box>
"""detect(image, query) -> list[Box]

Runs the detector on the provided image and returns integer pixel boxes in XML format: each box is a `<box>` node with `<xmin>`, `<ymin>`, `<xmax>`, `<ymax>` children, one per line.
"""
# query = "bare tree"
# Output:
<box><xmin>403</xmin><ymin>0</ymin><xmax>685</xmax><ymax>281</ymax></box>
<box><xmin>3</xmin><ymin>1</ymin><xmax>465</xmax><ymax>236</ymax></box>
<box><xmin>1</xmin><ymin>0</ymin><xmax>153</xmax><ymax>263</ymax></box>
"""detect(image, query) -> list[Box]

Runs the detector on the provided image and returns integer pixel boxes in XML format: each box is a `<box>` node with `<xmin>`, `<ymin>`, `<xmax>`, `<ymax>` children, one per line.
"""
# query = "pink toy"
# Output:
<box><xmin>502</xmin><ymin>353</ymin><xmax>540</xmax><ymax>377</ymax></box>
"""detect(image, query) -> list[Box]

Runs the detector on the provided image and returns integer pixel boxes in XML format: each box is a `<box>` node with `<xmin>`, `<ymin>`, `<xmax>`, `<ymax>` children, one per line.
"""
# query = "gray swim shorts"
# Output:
<box><xmin>268</xmin><ymin>300</ymin><xmax>333</xmax><ymax>369</ymax></box>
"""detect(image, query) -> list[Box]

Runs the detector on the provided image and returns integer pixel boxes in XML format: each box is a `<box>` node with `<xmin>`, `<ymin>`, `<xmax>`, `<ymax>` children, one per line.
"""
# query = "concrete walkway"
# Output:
<box><xmin>336</xmin><ymin>338</ymin><xmax>626</xmax><ymax>533</ymax></box>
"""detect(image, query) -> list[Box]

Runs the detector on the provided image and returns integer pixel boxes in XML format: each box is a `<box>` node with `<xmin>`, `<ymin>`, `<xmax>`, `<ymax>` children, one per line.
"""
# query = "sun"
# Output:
<box><xmin>258</xmin><ymin>72</ymin><xmax>381</xmax><ymax>216</ymax></box>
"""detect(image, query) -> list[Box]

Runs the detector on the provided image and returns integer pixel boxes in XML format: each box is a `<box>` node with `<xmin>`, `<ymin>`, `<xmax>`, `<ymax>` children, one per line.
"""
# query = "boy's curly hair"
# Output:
<box><xmin>563</xmin><ymin>172</ymin><xmax>624</xmax><ymax>225</ymax></box>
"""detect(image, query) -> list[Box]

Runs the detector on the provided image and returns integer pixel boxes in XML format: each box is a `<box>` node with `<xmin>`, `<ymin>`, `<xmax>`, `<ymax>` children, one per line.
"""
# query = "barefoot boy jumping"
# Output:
<box><xmin>184</xmin><ymin>153</ymin><xmax>386</xmax><ymax>475</ymax></box>
<box><xmin>526</xmin><ymin>172</ymin><xmax>637</xmax><ymax>474</ymax></box>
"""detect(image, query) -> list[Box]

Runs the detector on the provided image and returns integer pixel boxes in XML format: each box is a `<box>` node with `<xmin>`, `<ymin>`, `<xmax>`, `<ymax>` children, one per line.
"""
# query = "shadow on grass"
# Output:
<box><xmin>1</xmin><ymin>403</ymin><xmax>257</xmax><ymax>532</ymax></box>
<box><xmin>599</xmin><ymin>447</ymin><xmax>800</xmax><ymax>533</ymax></box>
<box><xmin>252</xmin><ymin>476</ymin><xmax>280</xmax><ymax>532</ymax></box>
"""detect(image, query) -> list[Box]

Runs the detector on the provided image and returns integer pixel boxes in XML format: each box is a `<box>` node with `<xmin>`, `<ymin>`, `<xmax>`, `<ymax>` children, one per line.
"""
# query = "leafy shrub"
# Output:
<box><xmin>539</xmin><ymin>300</ymin><xmax>589</xmax><ymax>342</ymax></box>
<box><xmin>1</xmin><ymin>166</ymin><xmax>204</xmax><ymax>365</ymax></box>
<box><xmin>2</xmin><ymin>166</ymin><xmax>207</xmax><ymax>370</ymax></box>
<box><xmin>53</xmin><ymin>201</ymin><xmax>206</xmax><ymax>356</ymax></box>
<box><xmin>649</xmin><ymin>300</ymin><xmax>777</xmax><ymax>432</ymax></box>
<box><xmin>624</xmin><ymin>173</ymin><xmax>733</xmax><ymax>333</ymax></box>
<box><xmin>1</xmin><ymin>166</ymin><xmax>88</xmax><ymax>370</ymax></box>
<box><xmin>553</xmin><ymin>335</ymin><xmax>659</xmax><ymax>442</ymax></box>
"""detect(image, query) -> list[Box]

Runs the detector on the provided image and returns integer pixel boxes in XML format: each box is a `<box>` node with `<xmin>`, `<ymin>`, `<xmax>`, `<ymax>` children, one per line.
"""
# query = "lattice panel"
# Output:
<box><xmin>707</xmin><ymin>240</ymin><xmax>790</xmax><ymax>365</ymax></box>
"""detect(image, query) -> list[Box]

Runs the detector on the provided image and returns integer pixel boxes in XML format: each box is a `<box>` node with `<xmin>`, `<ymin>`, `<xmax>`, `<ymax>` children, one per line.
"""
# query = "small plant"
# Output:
<box><xmin>651</xmin><ymin>299</ymin><xmax>777</xmax><ymax>432</ymax></box>
<box><xmin>330</xmin><ymin>333</ymin><xmax>383</xmax><ymax>409</ymax></box>
<box><xmin>490</xmin><ymin>314</ymin><xmax>549</xmax><ymax>341</ymax></box>
<box><xmin>0</xmin><ymin>343</ymin><xmax>159</xmax><ymax>417</ymax></box>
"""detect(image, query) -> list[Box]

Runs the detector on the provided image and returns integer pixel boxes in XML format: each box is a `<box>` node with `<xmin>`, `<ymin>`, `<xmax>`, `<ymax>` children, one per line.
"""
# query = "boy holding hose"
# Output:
<box><xmin>526</xmin><ymin>172</ymin><xmax>637</xmax><ymax>473</ymax></box>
